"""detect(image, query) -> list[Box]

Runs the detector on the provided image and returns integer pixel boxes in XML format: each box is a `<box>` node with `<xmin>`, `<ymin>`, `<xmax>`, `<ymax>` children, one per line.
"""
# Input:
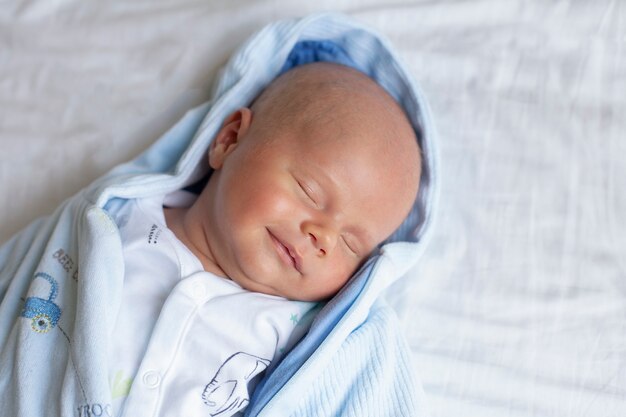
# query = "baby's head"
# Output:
<box><xmin>188</xmin><ymin>62</ymin><xmax>421</xmax><ymax>301</ymax></box>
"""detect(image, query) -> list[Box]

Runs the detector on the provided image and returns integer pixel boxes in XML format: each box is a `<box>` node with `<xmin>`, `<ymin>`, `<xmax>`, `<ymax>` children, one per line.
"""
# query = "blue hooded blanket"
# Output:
<box><xmin>0</xmin><ymin>13</ymin><xmax>438</xmax><ymax>417</ymax></box>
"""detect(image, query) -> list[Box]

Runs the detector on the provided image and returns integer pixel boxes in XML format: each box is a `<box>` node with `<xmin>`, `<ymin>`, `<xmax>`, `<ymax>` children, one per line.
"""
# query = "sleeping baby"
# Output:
<box><xmin>108</xmin><ymin>61</ymin><xmax>421</xmax><ymax>416</ymax></box>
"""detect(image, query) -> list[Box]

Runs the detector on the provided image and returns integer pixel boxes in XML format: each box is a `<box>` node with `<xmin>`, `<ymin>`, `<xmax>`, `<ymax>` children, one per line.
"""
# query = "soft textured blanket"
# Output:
<box><xmin>0</xmin><ymin>13</ymin><xmax>437</xmax><ymax>417</ymax></box>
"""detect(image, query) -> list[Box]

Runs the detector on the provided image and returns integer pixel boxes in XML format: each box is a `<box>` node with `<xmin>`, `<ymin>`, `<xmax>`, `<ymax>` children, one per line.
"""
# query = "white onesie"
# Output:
<box><xmin>109</xmin><ymin>194</ymin><xmax>315</xmax><ymax>417</ymax></box>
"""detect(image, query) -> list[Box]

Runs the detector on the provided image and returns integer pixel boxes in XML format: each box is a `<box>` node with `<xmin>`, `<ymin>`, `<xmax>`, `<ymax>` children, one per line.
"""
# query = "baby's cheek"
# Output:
<box><xmin>324</xmin><ymin>254</ymin><xmax>354</xmax><ymax>284</ymax></box>
<box><xmin>256</xmin><ymin>186</ymin><xmax>296</xmax><ymax>217</ymax></box>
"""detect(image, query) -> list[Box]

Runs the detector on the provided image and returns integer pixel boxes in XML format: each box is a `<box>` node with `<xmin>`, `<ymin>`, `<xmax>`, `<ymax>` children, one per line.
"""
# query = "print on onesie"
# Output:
<box><xmin>201</xmin><ymin>352</ymin><xmax>271</xmax><ymax>416</ymax></box>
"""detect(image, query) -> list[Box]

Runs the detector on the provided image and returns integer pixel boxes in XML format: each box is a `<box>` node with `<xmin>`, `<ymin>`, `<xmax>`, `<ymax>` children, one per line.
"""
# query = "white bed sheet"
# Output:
<box><xmin>2</xmin><ymin>1</ymin><xmax>625</xmax><ymax>416</ymax></box>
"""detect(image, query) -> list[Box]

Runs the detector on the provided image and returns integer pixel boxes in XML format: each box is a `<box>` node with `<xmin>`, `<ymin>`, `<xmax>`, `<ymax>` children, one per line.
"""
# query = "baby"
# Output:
<box><xmin>108</xmin><ymin>62</ymin><xmax>421</xmax><ymax>417</ymax></box>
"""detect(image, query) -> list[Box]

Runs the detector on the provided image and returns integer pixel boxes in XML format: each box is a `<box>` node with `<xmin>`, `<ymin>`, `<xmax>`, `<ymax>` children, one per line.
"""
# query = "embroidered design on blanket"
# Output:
<box><xmin>202</xmin><ymin>352</ymin><xmax>271</xmax><ymax>416</ymax></box>
<box><xmin>20</xmin><ymin>272</ymin><xmax>62</xmax><ymax>333</ymax></box>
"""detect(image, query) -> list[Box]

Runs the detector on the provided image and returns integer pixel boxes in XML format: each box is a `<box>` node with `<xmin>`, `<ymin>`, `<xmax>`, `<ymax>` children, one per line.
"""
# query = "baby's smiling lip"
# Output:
<box><xmin>267</xmin><ymin>228</ymin><xmax>303</xmax><ymax>274</ymax></box>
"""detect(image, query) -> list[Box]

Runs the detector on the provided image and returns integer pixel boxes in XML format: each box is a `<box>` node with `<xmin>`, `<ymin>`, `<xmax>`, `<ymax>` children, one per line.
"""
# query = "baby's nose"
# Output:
<box><xmin>304</xmin><ymin>223</ymin><xmax>337</xmax><ymax>257</ymax></box>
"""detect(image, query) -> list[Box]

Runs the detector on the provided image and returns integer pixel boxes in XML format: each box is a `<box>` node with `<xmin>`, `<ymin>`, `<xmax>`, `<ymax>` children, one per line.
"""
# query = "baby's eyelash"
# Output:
<box><xmin>297</xmin><ymin>180</ymin><xmax>316</xmax><ymax>204</ymax></box>
<box><xmin>342</xmin><ymin>235</ymin><xmax>358</xmax><ymax>255</ymax></box>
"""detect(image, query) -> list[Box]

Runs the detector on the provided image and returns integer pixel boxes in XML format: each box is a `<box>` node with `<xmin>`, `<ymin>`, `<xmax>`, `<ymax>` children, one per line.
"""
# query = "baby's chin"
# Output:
<box><xmin>224</xmin><ymin>270</ymin><xmax>286</xmax><ymax>298</ymax></box>
<box><xmin>234</xmin><ymin>277</ymin><xmax>328</xmax><ymax>302</ymax></box>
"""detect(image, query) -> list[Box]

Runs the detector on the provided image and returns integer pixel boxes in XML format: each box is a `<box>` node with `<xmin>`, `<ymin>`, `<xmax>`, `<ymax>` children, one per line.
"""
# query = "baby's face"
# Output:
<box><xmin>180</xmin><ymin>63</ymin><xmax>420</xmax><ymax>301</ymax></box>
<box><xmin>184</xmin><ymin>63</ymin><xmax>420</xmax><ymax>301</ymax></box>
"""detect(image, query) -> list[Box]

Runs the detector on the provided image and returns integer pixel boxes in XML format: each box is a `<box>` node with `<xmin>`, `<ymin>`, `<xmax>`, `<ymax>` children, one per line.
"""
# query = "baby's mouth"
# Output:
<box><xmin>267</xmin><ymin>229</ymin><xmax>302</xmax><ymax>274</ymax></box>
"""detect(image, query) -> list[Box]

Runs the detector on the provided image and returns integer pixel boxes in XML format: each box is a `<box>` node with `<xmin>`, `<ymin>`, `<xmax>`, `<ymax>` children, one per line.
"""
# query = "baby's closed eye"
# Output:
<box><xmin>295</xmin><ymin>178</ymin><xmax>320</xmax><ymax>208</ymax></box>
<box><xmin>341</xmin><ymin>235</ymin><xmax>359</xmax><ymax>256</ymax></box>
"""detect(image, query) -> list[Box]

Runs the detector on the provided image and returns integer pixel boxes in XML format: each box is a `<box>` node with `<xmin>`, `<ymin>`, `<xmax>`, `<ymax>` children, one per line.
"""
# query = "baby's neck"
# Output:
<box><xmin>163</xmin><ymin>206</ymin><xmax>228</xmax><ymax>278</ymax></box>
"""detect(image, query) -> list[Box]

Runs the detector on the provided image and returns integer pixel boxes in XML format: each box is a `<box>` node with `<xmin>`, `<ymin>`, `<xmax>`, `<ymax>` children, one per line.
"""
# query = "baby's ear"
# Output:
<box><xmin>208</xmin><ymin>108</ymin><xmax>253</xmax><ymax>169</ymax></box>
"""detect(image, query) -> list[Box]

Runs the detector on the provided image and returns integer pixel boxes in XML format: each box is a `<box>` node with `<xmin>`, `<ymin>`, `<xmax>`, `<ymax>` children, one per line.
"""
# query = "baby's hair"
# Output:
<box><xmin>250</xmin><ymin>63</ymin><xmax>405</xmax><ymax>142</ymax></box>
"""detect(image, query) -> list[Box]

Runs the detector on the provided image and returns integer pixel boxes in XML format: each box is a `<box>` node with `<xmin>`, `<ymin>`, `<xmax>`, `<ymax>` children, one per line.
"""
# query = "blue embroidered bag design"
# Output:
<box><xmin>20</xmin><ymin>272</ymin><xmax>62</xmax><ymax>333</ymax></box>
